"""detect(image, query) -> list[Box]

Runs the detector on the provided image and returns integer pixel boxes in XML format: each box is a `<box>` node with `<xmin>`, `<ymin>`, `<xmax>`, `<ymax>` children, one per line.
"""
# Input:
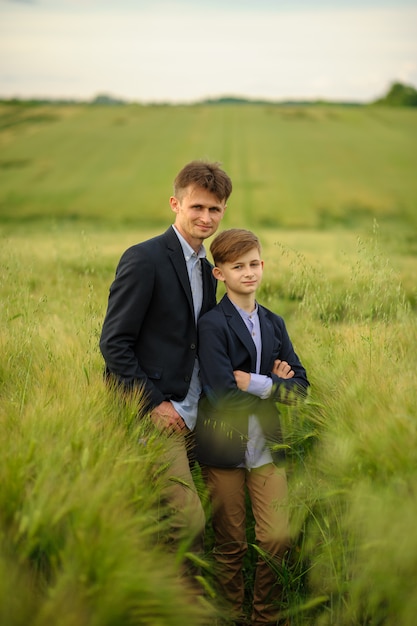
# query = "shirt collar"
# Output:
<box><xmin>172</xmin><ymin>225</ymin><xmax>206</xmax><ymax>261</ymax></box>
<box><xmin>228</xmin><ymin>295</ymin><xmax>259</xmax><ymax>320</ymax></box>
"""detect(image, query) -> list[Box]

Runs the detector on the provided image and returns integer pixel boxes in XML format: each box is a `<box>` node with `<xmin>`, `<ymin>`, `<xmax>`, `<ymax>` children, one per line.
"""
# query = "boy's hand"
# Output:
<box><xmin>233</xmin><ymin>370</ymin><xmax>251</xmax><ymax>391</ymax></box>
<box><xmin>272</xmin><ymin>359</ymin><xmax>294</xmax><ymax>379</ymax></box>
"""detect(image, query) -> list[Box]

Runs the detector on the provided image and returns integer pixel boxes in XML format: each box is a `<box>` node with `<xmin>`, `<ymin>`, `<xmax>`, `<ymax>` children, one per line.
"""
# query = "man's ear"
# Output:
<box><xmin>212</xmin><ymin>266</ymin><xmax>224</xmax><ymax>281</ymax></box>
<box><xmin>169</xmin><ymin>196</ymin><xmax>179</xmax><ymax>213</ymax></box>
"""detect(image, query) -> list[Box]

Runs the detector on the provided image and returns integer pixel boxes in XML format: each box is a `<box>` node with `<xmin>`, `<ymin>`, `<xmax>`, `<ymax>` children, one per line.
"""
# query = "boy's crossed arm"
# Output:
<box><xmin>233</xmin><ymin>359</ymin><xmax>294</xmax><ymax>391</ymax></box>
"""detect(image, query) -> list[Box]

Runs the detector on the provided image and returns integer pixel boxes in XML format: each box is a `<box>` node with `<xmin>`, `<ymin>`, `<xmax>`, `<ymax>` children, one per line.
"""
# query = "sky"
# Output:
<box><xmin>1</xmin><ymin>0</ymin><xmax>417</xmax><ymax>104</ymax></box>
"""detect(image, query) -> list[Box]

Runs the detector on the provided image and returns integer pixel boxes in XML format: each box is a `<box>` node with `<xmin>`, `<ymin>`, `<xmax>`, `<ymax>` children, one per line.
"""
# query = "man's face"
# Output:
<box><xmin>170</xmin><ymin>185</ymin><xmax>226</xmax><ymax>250</ymax></box>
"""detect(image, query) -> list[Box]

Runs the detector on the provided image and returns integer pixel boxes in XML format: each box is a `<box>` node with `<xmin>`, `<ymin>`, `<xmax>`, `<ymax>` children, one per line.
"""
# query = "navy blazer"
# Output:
<box><xmin>195</xmin><ymin>294</ymin><xmax>309</xmax><ymax>467</ymax></box>
<box><xmin>100</xmin><ymin>226</ymin><xmax>217</xmax><ymax>411</ymax></box>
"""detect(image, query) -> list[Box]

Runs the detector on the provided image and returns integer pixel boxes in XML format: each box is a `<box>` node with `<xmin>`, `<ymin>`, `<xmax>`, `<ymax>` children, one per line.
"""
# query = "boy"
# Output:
<box><xmin>195</xmin><ymin>229</ymin><xmax>309</xmax><ymax>625</ymax></box>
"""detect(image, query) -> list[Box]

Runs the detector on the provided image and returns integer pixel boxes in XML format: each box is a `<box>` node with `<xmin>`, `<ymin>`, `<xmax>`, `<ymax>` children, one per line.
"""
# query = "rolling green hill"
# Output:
<box><xmin>1</xmin><ymin>103</ymin><xmax>416</xmax><ymax>246</ymax></box>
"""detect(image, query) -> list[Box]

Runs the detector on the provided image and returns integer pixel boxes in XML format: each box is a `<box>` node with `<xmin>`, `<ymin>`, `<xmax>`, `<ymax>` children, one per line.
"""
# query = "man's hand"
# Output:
<box><xmin>272</xmin><ymin>359</ymin><xmax>294</xmax><ymax>379</ymax></box>
<box><xmin>233</xmin><ymin>370</ymin><xmax>251</xmax><ymax>391</ymax></box>
<box><xmin>150</xmin><ymin>401</ymin><xmax>186</xmax><ymax>433</ymax></box>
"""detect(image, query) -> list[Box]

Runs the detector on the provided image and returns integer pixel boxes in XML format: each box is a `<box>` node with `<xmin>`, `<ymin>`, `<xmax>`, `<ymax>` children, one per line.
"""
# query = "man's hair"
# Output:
<box><xmin>173</xmin><ymin>160</ymin><xmax>232</xmax><ymax>202</ymax></box>
<box><xmin>210</xmin><ymin>229</ymin><xmax>261</xmax><ymax>266</ymax></box>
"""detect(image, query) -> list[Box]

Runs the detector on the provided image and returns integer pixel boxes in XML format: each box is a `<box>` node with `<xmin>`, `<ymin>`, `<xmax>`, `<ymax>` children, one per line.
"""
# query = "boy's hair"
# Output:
<box><xmin>173</xmin><ymin>160</ymin><xmax>232</xmax><ymax>202</ymax></box>
<box><xmin>210</xmin><ymin>229</ymin><xmax>261</xmax><ymax>265</ymax></box>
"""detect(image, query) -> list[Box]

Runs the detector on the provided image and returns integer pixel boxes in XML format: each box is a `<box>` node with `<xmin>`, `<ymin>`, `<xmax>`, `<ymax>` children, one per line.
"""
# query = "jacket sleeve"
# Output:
<box><xmin>267</xmin><ymin>315</ymin><xmax>309</xmax><ymax>403</ymax></box>
<box><xmin>99</xmin><ymin>245</ymin><xmax>165</xmax><ymax>408</ymax></box>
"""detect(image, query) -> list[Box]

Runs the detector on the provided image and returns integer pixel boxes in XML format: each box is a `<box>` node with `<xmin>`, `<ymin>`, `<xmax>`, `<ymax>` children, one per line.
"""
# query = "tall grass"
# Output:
<box><xmin>0</xmin><ymin>235</ymin><xmax>218</xmax><ymax>625</ymax></box>
<box><xmin>1</xmin><ymin>223</ymin><xmax>416</xmax><ymax>625</ymax></box>
<box><xmin>280</xmin><ymin>313</ymin><xmax>417</xmax><ymax>623</ymax></box>
<box><xmin>275</xmin><ymin>234</ymin><xmax>417</xmax><ymax>625</ymax></box>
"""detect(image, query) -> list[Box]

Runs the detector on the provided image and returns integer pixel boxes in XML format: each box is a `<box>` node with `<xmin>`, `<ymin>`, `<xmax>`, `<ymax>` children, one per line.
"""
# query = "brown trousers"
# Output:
<box><xmin>203</xmin><ymin>464</ymin><xmax>290</xmax><ymax>624</ymax></box>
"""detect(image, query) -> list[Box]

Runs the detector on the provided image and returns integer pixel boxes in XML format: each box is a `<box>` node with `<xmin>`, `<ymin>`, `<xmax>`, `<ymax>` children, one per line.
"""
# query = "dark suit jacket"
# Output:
<box><xmin>195</xmin><ymin>294</ymin><xmax>309</xmax><ymax>468</ymax></box>
<box><xmin>99</xmin><ymin>226</ymin><xmax>217</xmax><ymax>412</ymax></box>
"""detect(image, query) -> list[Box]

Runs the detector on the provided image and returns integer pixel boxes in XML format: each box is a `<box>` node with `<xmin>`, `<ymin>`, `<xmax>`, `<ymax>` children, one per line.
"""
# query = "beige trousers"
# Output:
<box><xmin>159</xmin><ymin>432</ymin><xmax>206</xmax><ymax>554</ymax></box>
<box><xmin>203</xmin><ymin>464</ymin><xmax>290</xmax><ymax>624</ymax></box>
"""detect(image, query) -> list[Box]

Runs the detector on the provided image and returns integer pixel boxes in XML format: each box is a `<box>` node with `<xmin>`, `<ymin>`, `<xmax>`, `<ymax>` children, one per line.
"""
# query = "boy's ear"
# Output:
<box><xmin>212</xmin><ymin>266</ymin><xmax>224</xmax><ymax>281</ymax></box>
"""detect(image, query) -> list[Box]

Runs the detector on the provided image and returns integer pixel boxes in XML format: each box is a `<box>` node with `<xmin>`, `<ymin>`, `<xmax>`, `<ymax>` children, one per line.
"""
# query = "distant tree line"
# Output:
<box><xmin>373</xmin><ymin>81</ymin><xmax>417</xmax><ymax>107</ymax></box>
<box><xmin>1</xmin><ymin>82</ymin><xmax>417</xmax><ymax>107</ymax></box>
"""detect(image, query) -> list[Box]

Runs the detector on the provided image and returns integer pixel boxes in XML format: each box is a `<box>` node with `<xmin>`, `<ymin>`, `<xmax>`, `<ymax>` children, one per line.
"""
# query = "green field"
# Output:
<box><xmin>1</xmin><ymin>103</ymin><xmax>417</xmax><ymax>231</ymax></box>
<box><xmin>1</xmin><ymin>103</ymin><xmax>417</xmax><ymax>625</ymax></box>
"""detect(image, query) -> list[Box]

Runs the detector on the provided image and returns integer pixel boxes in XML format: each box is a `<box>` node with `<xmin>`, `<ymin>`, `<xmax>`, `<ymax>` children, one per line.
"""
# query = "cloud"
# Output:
<box><xmin>0</xmin><ymin>4</ymin><xmax>416</xmax><ymax>102</ymax></box>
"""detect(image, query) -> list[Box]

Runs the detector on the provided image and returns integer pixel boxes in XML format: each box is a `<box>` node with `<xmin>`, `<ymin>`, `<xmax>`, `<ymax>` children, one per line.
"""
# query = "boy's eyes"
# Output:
<box><xmin>232</xmin><ymin>262</ymin><xmax>260</xmax><ymax>270</ymax></box>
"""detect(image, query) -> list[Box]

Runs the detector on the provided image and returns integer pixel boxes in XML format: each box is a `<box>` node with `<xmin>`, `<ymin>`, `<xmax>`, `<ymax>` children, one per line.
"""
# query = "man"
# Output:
<box><xmin>99</xmin><ymin>160</ymin><xmax>232</xmax><ymax>551</ymax></box>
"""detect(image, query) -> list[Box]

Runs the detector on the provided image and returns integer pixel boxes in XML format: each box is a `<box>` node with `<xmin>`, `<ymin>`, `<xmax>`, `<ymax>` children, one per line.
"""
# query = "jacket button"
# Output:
<box><xmin>184</xmin><ymin>376</ymin><xmax>190</xmax><ymax>382</ymax></box>
<box><xmin>190</xmin><ymin>343</ymin><xmax>196</xmax><ymax>350</ymax></box>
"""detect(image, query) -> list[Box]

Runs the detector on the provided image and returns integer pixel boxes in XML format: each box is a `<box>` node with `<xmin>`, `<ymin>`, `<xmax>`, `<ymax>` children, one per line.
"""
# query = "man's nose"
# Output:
<box><xmin>200</xmin><ymin>209</ymin><xmax>212</xmax><ymax>222</ymax></box>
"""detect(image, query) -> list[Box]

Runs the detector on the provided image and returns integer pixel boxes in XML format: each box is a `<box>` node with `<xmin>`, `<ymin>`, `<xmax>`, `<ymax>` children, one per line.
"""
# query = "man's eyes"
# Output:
<box><xmin>191</xmin><ymin>205</ymin><xmax>221</xmax><ymax>212</ymax></box>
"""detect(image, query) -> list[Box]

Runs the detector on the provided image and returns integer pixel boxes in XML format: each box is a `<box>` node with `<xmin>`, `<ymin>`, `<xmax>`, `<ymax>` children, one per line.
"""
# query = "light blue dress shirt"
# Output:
<box><xmin>232</xmin><ymin>300</ymin><xmax>274</xmax><ymax>469</ymax></box>
<box><xmin>170</xmin><ymin>225</ymin><xmax>206</xmax><ymax>430</ymax></box>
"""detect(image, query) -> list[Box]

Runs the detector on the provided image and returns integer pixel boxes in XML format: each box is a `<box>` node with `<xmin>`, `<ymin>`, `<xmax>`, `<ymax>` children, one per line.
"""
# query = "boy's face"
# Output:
<box><xmin>170</xmin><ymin>184</ymin><xmax>226</xmax><ymax>250</ymax></box>
<box><xmin>213</xmin><ymin>247</ymin><xmax>264</xmax><ymax>297</ymax></box>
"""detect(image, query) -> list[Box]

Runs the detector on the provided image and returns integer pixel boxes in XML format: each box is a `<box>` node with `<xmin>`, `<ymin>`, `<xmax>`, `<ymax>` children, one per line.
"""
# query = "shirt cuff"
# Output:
<box><xmin>247</xmin><ymin>374</ymin><xmax>273</xmax><ymax>399</ymax></box>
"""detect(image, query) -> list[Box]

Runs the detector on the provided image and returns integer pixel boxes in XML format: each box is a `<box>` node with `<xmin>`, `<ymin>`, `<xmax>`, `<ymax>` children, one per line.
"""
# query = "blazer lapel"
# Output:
<box><xmin>165</xmin><ymin>228</ymin><xmax>194</xmax><ymax>314</ymax></box>
<box><xmin>201</xmin><ymin>258</ymin><xmax>216</xmax><ymax>314</ymax></box>
<box><xmin>220</xmin><ymin>296</ymin><xmax>257</xmax><ymax>369</ymax></box>
<box><xmin>258</xmin><ymin>306</ymin><xmax>275</xmax><ymax>374</ymax></box>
